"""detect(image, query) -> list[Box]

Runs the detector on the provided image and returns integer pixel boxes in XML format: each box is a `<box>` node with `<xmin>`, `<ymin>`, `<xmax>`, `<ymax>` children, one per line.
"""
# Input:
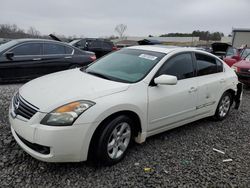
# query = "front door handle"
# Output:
<box><xmin>220</xmin><ymin>79</ymin><xmax>226</xmax><ymax>83</ymax></box>
<box><xmin>64</xmin><ymin>56</ymin><xmax>72</xmax><ymax>59</ymax></box>
<box><xmin>189</xmin><ymin>87</ymin><xmax>198</xmax><ymax>93</ymax></box>
<box><xmin>32</xmin><ymin>58</ymin><xmax>42</xmax><ymax>61</ymax></box>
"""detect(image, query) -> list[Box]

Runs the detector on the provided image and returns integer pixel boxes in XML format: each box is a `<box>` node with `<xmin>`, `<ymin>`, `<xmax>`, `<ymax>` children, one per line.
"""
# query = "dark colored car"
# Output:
<box><xmin>69</xmin><ymin>38</ymin><xmax>117</xmax><ymax>58</ymax></box>
<box><xmin>232</xmin><ymin>53</ymin><xmax>250</xmax><ymax>86</ymax></box>
<box><xmin>224</xmin><ymin>47</ymin><xmax>250</xmax><ymax>67</ymax></box>
<box><xmin>0</xmin><ymin>39</ymin><xmax>96</xmax><ymax>82</ymax></box>
<box><xmin>211</xmin><ymin>42</ymin><xmax>231</xmax><ymax>59</ymax></box>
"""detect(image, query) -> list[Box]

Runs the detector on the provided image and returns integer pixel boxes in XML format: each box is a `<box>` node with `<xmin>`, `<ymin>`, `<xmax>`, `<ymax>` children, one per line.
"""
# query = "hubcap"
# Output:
<box><xmin>107</xmin><ymin>122</ymin><xmax>131</xmax><ymax>159</ymax></box>
<box><xmin>219</xmin><ymin>95</ymin><xmax>231</xmax><ymax>117</ymax></box>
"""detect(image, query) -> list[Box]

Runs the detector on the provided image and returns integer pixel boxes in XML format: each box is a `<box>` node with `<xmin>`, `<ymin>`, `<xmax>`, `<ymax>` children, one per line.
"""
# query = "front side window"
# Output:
<box><xmin>65</xmin><ymin>46</ymin><xmax>73</xmax><ymax>54</ymax></box>
<box><xmin>85</xmin><ymin>49</ymin><xmax>165</xmax><ymax>83</ymax></box>
<box><xmin>44</xmin><ymin>43</ymin><xmax>65</xmax><ymax>55</ymax></box>
<box><xmin>157</xmin><ymin>53</ymin><xmax>194</xmax><ymax>80</ymax></box>
<box><xmin>11</xmin><ymin>43</ymin><xmax>42</xmax><ymax>56</ymax></box>
<box><xmin>195</xmin><ymin>53</ymin><xmax>218</xmax><ymax>76</ymax></box>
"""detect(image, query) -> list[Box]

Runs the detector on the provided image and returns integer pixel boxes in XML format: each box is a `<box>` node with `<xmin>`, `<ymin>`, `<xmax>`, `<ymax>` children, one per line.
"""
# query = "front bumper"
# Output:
<box><xmin>237</xmin><ymin>73</ymin><xmax>250</xmax><ymax>85</ymax></box>
<box><xmin>9</xmin><ymin>111</ymin><xmax>96</xmax><ymax>162</ymax></box>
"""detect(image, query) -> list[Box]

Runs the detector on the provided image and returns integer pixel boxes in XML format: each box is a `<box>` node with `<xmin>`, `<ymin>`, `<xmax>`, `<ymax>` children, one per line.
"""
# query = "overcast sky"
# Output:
<box><xmin>1</xmin><ymin>0</ymin><xmax>250</xmax><ymax>37</ymax></box>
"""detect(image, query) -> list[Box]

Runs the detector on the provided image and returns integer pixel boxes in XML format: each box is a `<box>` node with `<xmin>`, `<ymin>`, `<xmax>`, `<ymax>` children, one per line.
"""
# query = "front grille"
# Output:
<box><xmin>16</xmin><ymin>132</ymin><xmax>50</xmax><ymax>155</ymax></box>
<box><xmin>13</xmin><ymin>93</ymin><xmax>39</xmax><ymax>120</ymax></box>
<box><xmin>240</xmin><ymin>68</ymin><xmax>250</xmax><ymax>74</ymax></box>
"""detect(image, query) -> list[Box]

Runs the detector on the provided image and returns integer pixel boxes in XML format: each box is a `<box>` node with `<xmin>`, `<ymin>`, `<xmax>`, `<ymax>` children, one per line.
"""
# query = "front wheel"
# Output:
<box><xmin>214</xmin><ymin>92</ymin><xmax>233</xmax><ymax>121</ymax></box>
<box><xmin>95</xmin><ymin>115</ymin><xmax>133</xmax><ymax>166</ymax></box>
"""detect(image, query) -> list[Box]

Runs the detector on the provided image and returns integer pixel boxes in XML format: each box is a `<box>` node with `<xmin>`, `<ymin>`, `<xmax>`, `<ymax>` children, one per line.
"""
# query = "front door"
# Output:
<box><xmin>148</xmin><ymin>53</ymin><xmax>198</xmax><ymax>132</ymax></box>
<box><xmin>0</xmin><ymin>42</ymin><xmax>43</xmax><ymax>81</ymax></box>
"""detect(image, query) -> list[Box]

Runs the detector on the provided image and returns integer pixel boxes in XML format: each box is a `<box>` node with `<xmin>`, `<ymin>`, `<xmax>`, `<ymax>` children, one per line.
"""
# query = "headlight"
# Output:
<box><xmin>41</xmin><ymin>101</ymin><xmax>95</xmax><ymax>126</ymax></box>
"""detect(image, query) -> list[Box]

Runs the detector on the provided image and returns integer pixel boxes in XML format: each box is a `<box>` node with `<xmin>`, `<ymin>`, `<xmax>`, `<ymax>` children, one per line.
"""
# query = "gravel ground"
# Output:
<box><xmin>0</xmin><ymin>83</ymin><xmax>250</xmax><ymax>187</ymax></box>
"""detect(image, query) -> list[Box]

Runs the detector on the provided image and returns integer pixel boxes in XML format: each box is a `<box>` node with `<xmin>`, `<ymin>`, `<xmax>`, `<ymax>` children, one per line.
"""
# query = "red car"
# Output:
<box><xmin>224</xmin><ymin>47</ymin><xmax>250</xmax><ymax>67</ymax></box>
<box><xmin>232</xmin><ymin>53</ymin><xmax>250</xmax><ymax>86</ymax></box>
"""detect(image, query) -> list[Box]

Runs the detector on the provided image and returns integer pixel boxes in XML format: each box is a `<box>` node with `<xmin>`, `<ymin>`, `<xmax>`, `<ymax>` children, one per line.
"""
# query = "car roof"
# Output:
<box><xmin>12</xmin><ymin>38</ymin><xmax>66</xmax><ymax>44</ymax></box>
<box><xmin>127</xmin><ymin>45</ymin><xmax>208</xmax><ymax>54</ymax></box>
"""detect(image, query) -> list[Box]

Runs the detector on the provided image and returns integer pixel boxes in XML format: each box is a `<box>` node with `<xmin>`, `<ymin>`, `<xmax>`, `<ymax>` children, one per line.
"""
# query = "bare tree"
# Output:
<box><xmin>115</xmin><ymin>24</ymin><xmax>127</xmax><ymax>38</ymax></box>
<box><xmin>27</xmin><ymin>26</ymin><xmax>40</xmax><ymax>38</ymax></box>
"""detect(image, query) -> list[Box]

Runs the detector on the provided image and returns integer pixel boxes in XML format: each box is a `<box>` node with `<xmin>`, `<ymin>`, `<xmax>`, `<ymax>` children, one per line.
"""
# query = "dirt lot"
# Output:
<box><xmin>0</xmin><ymin>84</ymin><xmax>250</xmax><ymax>187</ymax></box>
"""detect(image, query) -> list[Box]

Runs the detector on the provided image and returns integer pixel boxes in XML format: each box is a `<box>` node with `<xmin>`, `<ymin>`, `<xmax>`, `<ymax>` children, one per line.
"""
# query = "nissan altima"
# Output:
<box><xmin>9</xmin><ymin>46</ymin><xmax>242</xmax><ymax>165</ymax></box>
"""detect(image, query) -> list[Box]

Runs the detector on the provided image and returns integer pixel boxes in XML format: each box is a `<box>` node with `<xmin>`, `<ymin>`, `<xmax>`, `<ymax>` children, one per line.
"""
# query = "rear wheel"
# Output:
<box><xmin>214</xmin><ymin>92</ymin><xmax>233</xmax><ymax>121</ymax></box>
<box><xmin>95</xmin><ymin>115</ymin><xmax>133</xmax><ymax>166</ymax></box>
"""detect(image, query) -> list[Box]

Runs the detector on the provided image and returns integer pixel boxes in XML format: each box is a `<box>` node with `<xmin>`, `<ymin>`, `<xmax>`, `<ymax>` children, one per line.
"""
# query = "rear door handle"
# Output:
<box><xmin>189</xmin><ymin>87</ymin><xmax>198</xmax><ymax>93</ymax></box>
<box><xmin>32</xmin><ymin>58</ymin><xmax>42</xmax><ymax>61</ymax></box>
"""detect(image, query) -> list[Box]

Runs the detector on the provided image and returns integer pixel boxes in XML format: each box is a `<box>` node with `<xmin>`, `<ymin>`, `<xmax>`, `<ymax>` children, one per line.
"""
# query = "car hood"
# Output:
<box><xmin>234</xmin><ymin>60</ymin><xmax>250</xmax><ymax>69</ymax></box>
<box><xmin>19</xmin><ymin>69</ymin><xmax>130</xmax><ymax>112</ymax></box>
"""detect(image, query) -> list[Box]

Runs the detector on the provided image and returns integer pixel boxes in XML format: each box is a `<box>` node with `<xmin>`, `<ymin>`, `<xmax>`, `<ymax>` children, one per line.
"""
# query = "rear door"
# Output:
<box><xmin>0</xmin><ymin>42</ymin><xmax>43</xmax><ymax>81</ymax></box>
<box><xmin>87</xmin><ymin>40</ymin><xmax>103</xmax><ymax>58</ymax></box>
<box><xmin>39</xmin><ymin>42</ymin><xmax>68</xmax><ymax>75</ymax></box>
<box><xmin>194</xmin><ymin>53</ymin><xmax>224</xmax><ymax>114</ymax></box>
<box><xmin>102</xmin><ymin>42</ymin><xmax>113</xmax><ymax>56</ymax></box>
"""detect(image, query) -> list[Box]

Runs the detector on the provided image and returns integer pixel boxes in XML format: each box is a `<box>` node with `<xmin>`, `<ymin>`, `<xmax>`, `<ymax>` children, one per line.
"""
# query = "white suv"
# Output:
<box><xmin>9</xmin><ymin>46</ymin><xmax>242</xmax><ymax>165</ymax></box>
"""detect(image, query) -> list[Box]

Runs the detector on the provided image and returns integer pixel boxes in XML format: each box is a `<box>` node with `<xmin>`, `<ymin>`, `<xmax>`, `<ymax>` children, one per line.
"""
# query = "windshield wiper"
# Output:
<box><xmin>86</xmin><ymin>70</ymin><xmax>111</xmax><ymax>80</ymax></box>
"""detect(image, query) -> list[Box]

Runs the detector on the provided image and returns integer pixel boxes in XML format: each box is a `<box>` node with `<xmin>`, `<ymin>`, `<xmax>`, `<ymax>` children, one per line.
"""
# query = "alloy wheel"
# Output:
<box><xmin>107</xmin><ymin>122</ymin><xmax>131</xmax><ymax>159</ymax></box>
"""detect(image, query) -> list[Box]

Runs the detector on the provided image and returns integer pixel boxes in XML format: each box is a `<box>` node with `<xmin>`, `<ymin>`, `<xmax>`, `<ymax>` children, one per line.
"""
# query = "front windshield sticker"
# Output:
<box><xmin>139</xmin><ymin>54</ymin><xmax>157</xmax><ymax>61</ymax></box>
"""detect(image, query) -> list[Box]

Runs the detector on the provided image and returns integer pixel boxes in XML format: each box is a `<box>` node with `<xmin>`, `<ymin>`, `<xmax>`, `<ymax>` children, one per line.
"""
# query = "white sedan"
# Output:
<box><xmin>9</xmin><ymin>46</ymin><xmax>242</xmax><ymax>165</ymax></box>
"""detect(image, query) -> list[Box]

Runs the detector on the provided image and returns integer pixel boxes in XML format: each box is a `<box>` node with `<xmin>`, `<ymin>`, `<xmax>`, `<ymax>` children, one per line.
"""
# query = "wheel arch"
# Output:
<box><xmin>87</xmin><ymin>110</ymin><xmax>142</xmax><ymax>160</ymax></box>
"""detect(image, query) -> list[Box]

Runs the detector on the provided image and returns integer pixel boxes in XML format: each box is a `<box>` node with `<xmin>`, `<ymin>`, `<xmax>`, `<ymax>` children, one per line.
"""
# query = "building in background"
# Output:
<box><xmin>232</xmin><ymin>28</ymin><xmax>250</xmax><ymax>48</ymax></box>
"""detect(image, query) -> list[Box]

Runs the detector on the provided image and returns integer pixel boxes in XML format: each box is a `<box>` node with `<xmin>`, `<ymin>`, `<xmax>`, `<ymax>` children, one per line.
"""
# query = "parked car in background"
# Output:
<box><xmin>9</xmin><ymin>46</ymin><xmax>241</xmax><ymax>165</ymax></box>
<box><xmin>0</xmin><ymin>38</ymin><xmax>11</xmax><ymax>45</ymax></box>
<box><xmin>0</xmin><ymin>39</ymin><xmax>96</xmax><ymax>82</ymax></box>
<box><xmin>69</xmin><ymin>38</ymin><xmax>117</xmax><ymax>58</ymax></box>
<box><xmin>224</xmin><ymin>47</ymin><xmax>250</xmax><ymax>67</ymax></box>
<box><xmin>232</xmin><ymin>53</ymin><xmax>250</xmax><ymax>86</ymax></box>
<box><xmin>211</xmin><ymin>42</ymin><xmax>231</xmax><ymax>59</ymax></box>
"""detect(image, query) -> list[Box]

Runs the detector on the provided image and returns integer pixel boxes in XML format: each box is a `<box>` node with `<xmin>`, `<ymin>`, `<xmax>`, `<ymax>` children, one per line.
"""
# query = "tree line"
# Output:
<box><xmin>160</xmin><ymin>30</ymin><xmax>225</xmax><ymax>41</ymax></box>
<box><xmin>1</xmin><ymin>23</ymin><xmax>225</xmax><ymax>41</ymax></box>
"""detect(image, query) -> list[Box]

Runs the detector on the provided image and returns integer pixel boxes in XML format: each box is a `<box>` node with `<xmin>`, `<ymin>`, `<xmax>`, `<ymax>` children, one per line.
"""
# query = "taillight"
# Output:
<box><xmin>112</xmin><ymin>46</ymin><xmax>118</xmax><ymax>51</ymax></box>
<box><xmin>90</xmin><ymin>55</ymin><xmax>96</xmax><ymax>61</ymax></box>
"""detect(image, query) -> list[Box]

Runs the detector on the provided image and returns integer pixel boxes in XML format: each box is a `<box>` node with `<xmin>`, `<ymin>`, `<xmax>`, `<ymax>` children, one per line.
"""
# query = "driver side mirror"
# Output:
<box><xmin>154</xmin><ymin>75</ymin><xmax>178</xmax><ymax>85</ymax></box>
<box><xmin>5</xmin><ymin>52</ymin><xmax>14</xmax><ymax>60</ymax></box>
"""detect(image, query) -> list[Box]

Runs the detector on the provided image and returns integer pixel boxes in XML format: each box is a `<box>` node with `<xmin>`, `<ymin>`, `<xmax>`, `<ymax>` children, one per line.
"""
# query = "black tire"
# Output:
<box><xmin>95</xmin><ymin>115</ymin><xmax>133</xmax><ymax>166</ymax></box>
<box><xmin>214</xmin><ymin>92</ymin><xmax>233</xmax><ymax>121</ymax></box>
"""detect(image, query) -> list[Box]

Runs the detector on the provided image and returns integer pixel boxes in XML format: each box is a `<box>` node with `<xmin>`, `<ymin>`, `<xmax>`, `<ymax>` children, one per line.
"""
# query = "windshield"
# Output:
<box><xmin>85</xmin><ymin>49</ymin><xmax>165</xmax><ymax>83</ymax></box>
<box><xmin>245</xmin><ymin>53</ymin><xmax>250</xmax><ymax>61</ymax></box>
<box><xmin>0</xmin><ymin>40</ymin><xmax>18</xmax><ymax>52</ymax></box>
<box><xmin>240</xmin><ymin>48</ymin><xmax>250</xmax><ymax>58</ymax></box>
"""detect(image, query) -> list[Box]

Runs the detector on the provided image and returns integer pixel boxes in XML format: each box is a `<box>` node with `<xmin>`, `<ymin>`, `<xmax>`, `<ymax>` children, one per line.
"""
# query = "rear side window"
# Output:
<box><xmin>158</xmin><ymin>53</ymin><xmax>194</xmax><ymax>80</ymax></box>
<box><xmin>88</xmin><ymin>40</ymin><xmax>101</xmax><ymax>48</ymax></box>
<box><xmin>12</xmin><ymin>43</ymin><xmax>42</xmax><ymax>56</ymax></box>
<box><xmin>217</xmin><ymin>59</ymin><xmax>223</xmax><ymax>72</ymax></box>
<box><xmin>103</xmin><ymin>42</ymin><xmax>113</xmax><ymax>50</ymax></box>
<box><xmin>195</xmin><ymin>53</ymin><xmax>218</xmax><ymax>76</ymax></box>
<box><xmin>65</xmin><ymin>46</ymin><xmax>73</xmax><ymax>54</ymax></box>
<box><xmin>44</xmin><ymin>43</ymin><xmax>65</xmax><ymax>55</ymax></box>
